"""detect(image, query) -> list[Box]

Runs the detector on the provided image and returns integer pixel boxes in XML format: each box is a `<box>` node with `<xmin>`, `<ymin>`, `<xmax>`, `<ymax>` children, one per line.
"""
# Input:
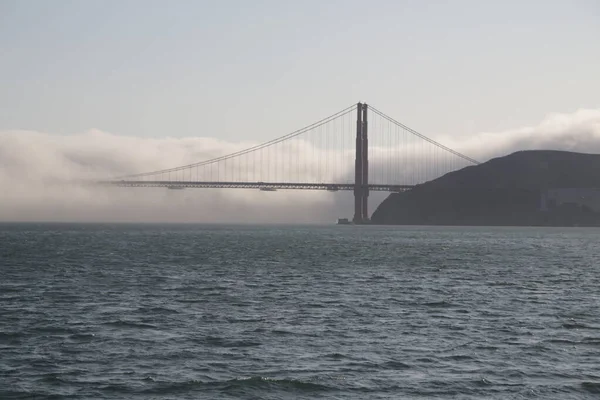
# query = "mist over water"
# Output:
<box><xmin>2</xmin><ymin>223</ymin><xmax>600</xmax><ymax>399</ymax></box>
<box><xmin>1</xmin><ymin>108</ymin><xmax>599</xmax><ymax>223</ymax></box>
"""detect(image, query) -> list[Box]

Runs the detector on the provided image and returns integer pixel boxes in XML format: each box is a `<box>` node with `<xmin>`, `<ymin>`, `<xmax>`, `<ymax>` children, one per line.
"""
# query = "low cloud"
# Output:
<box><xmin>439</xmin><ymin>108</ymin><xmax>600</xmax><ymax>161</ymax></box>
<box><xmin>1</xmin><ymin>108</ymin><xmax>599</xmax><ymax>223</ymax></box>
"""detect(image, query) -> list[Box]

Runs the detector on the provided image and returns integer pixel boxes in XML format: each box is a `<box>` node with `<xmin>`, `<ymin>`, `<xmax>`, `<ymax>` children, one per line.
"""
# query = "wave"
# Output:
<box><xmin>562</xmin><ymin>322</ymin><xmax>590</xmax><ymax>329</ymax></box>
<box><xmin>0</xmin><ymin>331</ymin><xmax>24</xmax><ymax>343</ymax></box>
<box><xmin>381</xmin><ymin>360</ymin><xmax>411</xmax><ymax>370</ymax></box>
<box><xmin>0</xmin><ymin>390</ymin><xmax>79</xmax><ymax>399</ymax></box>
<box><xmin>103</xmin><ymin>320</ymin><xmax>158</xmax><ymax>329</ymax></box>
<box><xmin>581</xmin><ymin>381</ymin><xmax>600</xmax><ymax>394</ymax></box>
<box><xmin>135</xmin><ymin>306</ymin><xmax>179</xmax><ymax>314</ymax></box>
<box><xmin>197</xmin><ymin>335</ymin><xmax>262</xmax><ymax>348</ymax></box>
<box><xmin>140</xmin><ymin>376</ymin><xmax>333</xmax><ymax>395</ymax></box>
<box><xmin>271</xmin><ymin>329</ymin><xmax>318</xmax><ymax>337</ymax></box>
<box><xmin>423</xmin><ymin>301</ymin><xmax>455</xmax><ymax>308</ymax></box>
<box><xmin>223</xmin><ymin>376</ymin><xmax>332</xmax><ymax>392</ymax></box>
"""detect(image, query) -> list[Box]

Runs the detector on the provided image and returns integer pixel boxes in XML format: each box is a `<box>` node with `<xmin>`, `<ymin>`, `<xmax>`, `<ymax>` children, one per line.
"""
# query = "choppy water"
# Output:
<box><xmin>1</xmin><ymin>223</ymin><xmax>600</xmax><ymax>399</ymax></box>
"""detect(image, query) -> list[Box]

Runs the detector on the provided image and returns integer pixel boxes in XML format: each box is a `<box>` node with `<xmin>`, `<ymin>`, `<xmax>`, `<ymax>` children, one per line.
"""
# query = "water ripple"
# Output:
<box><xmin>1</xmin><ymin>223</ymin><xmax>600</xmax><ymax>399</ymax></box>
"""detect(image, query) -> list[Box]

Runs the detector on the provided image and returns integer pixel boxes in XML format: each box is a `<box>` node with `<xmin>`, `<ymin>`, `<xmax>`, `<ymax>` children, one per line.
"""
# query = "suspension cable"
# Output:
<box><xmin>369</xmin><ymin>105</ymin><xmax>480</xmax><ymax>165</ymax></box>
<box><xmin>116</xmin><ymin>104</ymin><xmax>358</xmax><ymax>179</ymax></box>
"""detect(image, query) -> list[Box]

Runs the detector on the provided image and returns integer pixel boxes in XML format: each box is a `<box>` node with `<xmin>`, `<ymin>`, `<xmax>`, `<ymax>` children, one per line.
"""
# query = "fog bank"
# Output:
<box><xmin>1</xmin><ymin>108</ymin><xmax>599</xmax><ymax>223</ymax></box>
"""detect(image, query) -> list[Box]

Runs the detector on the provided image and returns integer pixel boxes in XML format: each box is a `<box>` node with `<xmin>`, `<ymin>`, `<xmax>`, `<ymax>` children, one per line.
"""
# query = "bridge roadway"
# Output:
<box><xmin>99</xmin><ymin>180</ymin><xmax>415</xmax><ymax>192</ymax></box>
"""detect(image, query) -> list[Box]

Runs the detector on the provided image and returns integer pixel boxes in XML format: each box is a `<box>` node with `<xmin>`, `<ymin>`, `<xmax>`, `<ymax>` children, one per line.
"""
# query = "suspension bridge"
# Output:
<box><xmin>102</xmin><ymin>103</ymin><xmax>479</xmax><ymax>223</ymax></box>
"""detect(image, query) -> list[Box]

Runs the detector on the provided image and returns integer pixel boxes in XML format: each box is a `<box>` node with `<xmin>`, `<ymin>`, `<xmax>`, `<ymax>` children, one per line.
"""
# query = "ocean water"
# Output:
<box><xmin>1</xmin><ymin>223</ymin><xmax>599</xmax><ymax>399</ymax></box>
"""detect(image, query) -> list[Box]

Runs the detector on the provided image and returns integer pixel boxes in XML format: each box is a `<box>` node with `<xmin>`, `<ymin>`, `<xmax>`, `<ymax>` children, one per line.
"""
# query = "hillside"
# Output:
<box><xmin>370</xmin><ymin>150</ymin><xmax>600</xmax><ymax>226</ymax></box>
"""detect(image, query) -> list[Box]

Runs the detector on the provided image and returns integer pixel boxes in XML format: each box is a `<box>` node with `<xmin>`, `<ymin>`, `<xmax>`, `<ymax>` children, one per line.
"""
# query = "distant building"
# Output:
<box><xmin>540</xmin><ymin>188</ymin><xmax>600</xmax><ymax>212</ymax></box>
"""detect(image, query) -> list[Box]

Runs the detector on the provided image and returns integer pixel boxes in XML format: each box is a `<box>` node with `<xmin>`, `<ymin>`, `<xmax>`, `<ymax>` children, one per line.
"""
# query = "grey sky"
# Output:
<box><xmin>1</xmin><ymin>0</ymin><xmax>598</xmax><ymax>142</ymax></box>
<box><xmin>1</xmin><ymin>0</ymin><xmax>600</xmax><ymax>223</ymax></box>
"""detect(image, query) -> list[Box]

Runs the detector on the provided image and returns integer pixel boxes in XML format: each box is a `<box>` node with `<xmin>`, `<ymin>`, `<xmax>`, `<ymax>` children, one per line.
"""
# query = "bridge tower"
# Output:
<box><xmin>362</xmin><ymin>103</ymin><xmax>369</xmax><ymax>223</ymax></box>
<box><xmin>353</xmin><ymin>102</ymin><xmax>369</xmax><ymax>224</ymax></box>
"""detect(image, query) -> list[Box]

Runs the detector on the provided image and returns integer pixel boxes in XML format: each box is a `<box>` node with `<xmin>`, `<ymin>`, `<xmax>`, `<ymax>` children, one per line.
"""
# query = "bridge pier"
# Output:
<box><xmin>353</xmin><ymin>102</ymin><xmax>369</xmax><ymax>224</ymax></box>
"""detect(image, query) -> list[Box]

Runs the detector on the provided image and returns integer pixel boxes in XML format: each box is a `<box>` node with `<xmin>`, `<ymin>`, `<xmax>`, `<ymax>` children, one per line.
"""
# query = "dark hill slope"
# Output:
<box><xmin>370</xmin><ymin>150</ymin><xmax>600</xmax><ymax>226</ymax></box>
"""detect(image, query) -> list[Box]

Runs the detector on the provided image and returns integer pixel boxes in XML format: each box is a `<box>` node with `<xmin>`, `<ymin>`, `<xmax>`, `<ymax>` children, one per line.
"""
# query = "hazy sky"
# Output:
<box><xmin>1</xmin><ymin>0</ymin><xmax>600</xmax><ymax>223</ymax></box>
<box><xmin>1</xmin><ymin>0</ymin><xmax>599</xmax><ymax>142</ymax></box>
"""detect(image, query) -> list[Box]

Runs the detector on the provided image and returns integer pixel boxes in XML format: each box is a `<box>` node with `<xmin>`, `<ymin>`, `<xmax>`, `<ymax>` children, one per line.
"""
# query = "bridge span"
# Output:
<box><xmin>103</xmin><ymin>102</ymin><xmax>478</xmax><ymax>222</ymax></box>
<box><xmin>100</xmin><ymin>180</ymin><xmax>414</xmax><ymax>193</ymax></box>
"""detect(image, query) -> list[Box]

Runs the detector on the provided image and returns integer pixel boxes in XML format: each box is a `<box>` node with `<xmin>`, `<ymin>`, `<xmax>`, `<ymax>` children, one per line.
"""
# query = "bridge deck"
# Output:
<box><xmin>99</xmin><ymin>181</ymin><xmax>414</xmax><ymax>192</ymax></box>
